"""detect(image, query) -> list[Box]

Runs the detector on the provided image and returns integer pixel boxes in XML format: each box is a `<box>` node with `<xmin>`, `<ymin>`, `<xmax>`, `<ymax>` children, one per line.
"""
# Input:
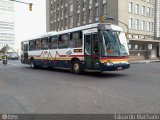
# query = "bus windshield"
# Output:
<box><xmin>112</xmin><ymin>31</ymin><xmax>129</xmax><ymax>56</ymax></box>
<box><xmin>102</xmin><ymin>30</ymin><xmax>128</xmax><ymax>56</ymax></box>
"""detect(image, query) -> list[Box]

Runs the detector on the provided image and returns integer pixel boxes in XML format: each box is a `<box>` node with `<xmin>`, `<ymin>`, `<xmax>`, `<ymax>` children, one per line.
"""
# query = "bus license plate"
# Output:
<box><xmin>117</xmin><ymin>67</ymin><xmax>122</xmax><ymax>70</ymax></box>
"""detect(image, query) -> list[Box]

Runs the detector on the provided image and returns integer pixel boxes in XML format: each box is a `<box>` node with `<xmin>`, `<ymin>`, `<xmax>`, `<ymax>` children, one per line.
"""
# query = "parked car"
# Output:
<box><xmin>8</xmin><ymin>53</ymin><xmax>19</xmax><ymax>60</ymax></box>
<box><xmin>5</xmin><ymin>53</ymin><xmax>19</xmax><ymax>60</ymax></box>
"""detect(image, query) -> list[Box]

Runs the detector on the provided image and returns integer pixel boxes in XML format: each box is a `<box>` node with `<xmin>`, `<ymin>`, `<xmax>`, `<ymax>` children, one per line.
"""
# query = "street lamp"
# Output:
<box><xmin>107</xmin><ymin>17</ymin><xmax>129</xmax><ymax>39</ymax></box>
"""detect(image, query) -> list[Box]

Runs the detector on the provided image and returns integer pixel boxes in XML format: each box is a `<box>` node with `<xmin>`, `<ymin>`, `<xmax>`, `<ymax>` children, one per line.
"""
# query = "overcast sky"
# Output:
<box><xmin>14</xmin><ymin>0</ymin><xmax>46</xmax><ymax>49</ymax></box>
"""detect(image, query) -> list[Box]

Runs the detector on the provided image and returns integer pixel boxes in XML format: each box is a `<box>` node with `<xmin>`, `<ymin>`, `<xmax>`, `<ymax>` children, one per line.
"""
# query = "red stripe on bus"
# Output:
<box><xmin>101</xmin><ymin>56</ymin><xmax>129</xmax><ymax>60</ymax></box>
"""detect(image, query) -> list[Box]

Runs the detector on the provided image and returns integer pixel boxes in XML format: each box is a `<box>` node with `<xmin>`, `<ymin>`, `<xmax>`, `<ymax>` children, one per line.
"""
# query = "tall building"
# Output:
<box><xmin>0</xmin><ymin>0</ymin><xmax>15</xmax><ymax>49</ymax></box>
<box><xmin>46</xmin><ymin>0</ymin><xmax>160</xmax><ymax>60</ymax></box>
<box><xmin>46</xmin><ymin>0</ymin><xmax>107</xmax><ymax>31</ymax></box>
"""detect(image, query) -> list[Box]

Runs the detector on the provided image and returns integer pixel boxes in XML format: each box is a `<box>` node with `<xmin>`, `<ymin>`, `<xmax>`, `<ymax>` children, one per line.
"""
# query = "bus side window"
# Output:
<box><xmin>29</xmin><ymin>40</ymin><xmax>35</xmax><ymax>51</ymax></box>
<box><xmin>49</xmin><ymin>36</ymin><xmax>58</xmax><ymax>49</ymax></box>
<box><xmin>35</xmin><ymin>39</ymin><xmax>41</xmax><ymax>50</ymax></box>
<box><xmin>41</xmin><ymin>37</ymin><xmax>49</xmax><ymax>50</ymax></box>
<box><xmin>70</xmin><ymin>31</ymin><xmax>82</xmax><ymax>48</ymax></box>
<box><xmin>58</xmin><ymin>34</ymin><xmax>69</xmax><ymax>49</ymax></box>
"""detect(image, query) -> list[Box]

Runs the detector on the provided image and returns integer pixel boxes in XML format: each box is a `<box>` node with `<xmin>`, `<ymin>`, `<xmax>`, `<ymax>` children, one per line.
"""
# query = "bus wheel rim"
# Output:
<box><xmin>31</xmin><ymin>62</ymin><xmax>34</xmax><ymax>68</ymax></box>
<box><xmin>74</xmin><ymin>63</ymin><xmax>79</xmax><ymax>72</ymax></box>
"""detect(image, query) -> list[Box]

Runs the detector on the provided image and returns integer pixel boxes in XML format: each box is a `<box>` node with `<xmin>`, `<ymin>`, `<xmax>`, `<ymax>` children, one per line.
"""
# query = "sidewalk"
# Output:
<box><xmin>130</xmin><ymin>59</ymin><xmax>160</xmax><ymax>64</ymax></box>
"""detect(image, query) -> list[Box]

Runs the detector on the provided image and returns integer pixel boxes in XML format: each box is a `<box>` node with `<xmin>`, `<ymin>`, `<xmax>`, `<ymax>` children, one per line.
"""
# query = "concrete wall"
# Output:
<box><xmin>106</xmin><ymin>0</ymin><xmax>118</xmax><ymax>24</ymax></box>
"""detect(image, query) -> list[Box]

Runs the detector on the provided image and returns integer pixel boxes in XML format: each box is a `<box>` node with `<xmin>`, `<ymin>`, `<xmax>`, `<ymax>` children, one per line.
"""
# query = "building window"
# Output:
<box><xmin>135</xmin><ymin>19</ymin><xmax>139</xmax><ymax>30</ymax></box>
<box><xmin>83</xmin><ymin>0</ymin><xmax>86</xmax><ymax>8</ymax></box>
<box><xmin>77</xmin><ymin>0</ymin><xmax>80</xmax><ymax>10</ymax></box>
<box><xmin>89</xmin><ymin>9</ymin><xmax>92</xmax><ymax>21</ymax></box>
<box><xmin>147</xmin><ymin>7</ymin><xmax>151</xmax><ymax>17</ymax></box>
<box><xmin>51</xmin><ymin>0</ymin><xmax>53</xmax><ymax>4</ymax></box>
<box><xmin>135</xmin><ymin>45</ymin><xmax>139</xmax><ymax>50</ymax></box>
<box><xmin>57</xmin><ymin>11</ymin><xmax>59</xmax><ymax>19</ymax></box>
<box><xmin>141</xmin><ymin>20</ymin><xmax>145</xmax><ymax>30</ymax></box>
<box><xmin>142</xmin><ymin>6</ymin><xmax>146</xmax><ymax>16</ymax></box>
<box><xmin>60</xmin><ymin>0</ymin><xmax>63</xmax><ymax>6</ymax></box>
<box><xmin>57</xmin><ymin>21</ymin><xmax>60</xmax><ymax>30</ymax></box>
<box><xmin>152</xmin><ymin>8</ymin><xmax>154</xmax><ymax>17</ymax></box>
<box><xmin>69</xmin><ymin>0</ymin><xmax>73</xmax><ymax>4</ymax></box>
<box><xmin>69</xmin><ymin>16</ymin><xmax>73</xmax><ymax>28</ymax></box>
<box><xmin>151</xmin><ymin>22</ymin><xmax>154</xmax><ymax>32</ymax></box>
<box><xmin>89</xmin><ymin>0</ymin><xmax>92</xmax><ymax>5</ymax></box>
<box><xmin>53</xmin><ymin>12</ymin><xmax>56</xmax><ymax>20</ymax></box>
<box><xmin>64</xmin><ymin>18</ymin><xmax>67</xmax><ymax>28</ymax></box>
<box><xmin>64</xmin><ymin>7</ymin><xmax>67</xmax><ymax>15</ymax></box>
<box><xmin>69</xmin><ymin>3</ymin><xmax>73</xmax><ymax>15</ymax></box>
<box><xmin>95</xmin><ymin>7</ymin><xmax>99</xmax><ymax>18</ymax></box>
<box><xmin>147</xmin><ymin>0</ymin><xmax>151</xmax><ymax>3</ymax></box>
<box><xmin>61</xmin><ymin>10</ymin><xmax>63</xmax><ymax>17</ymax></box>
<box><xmin>83</xmin><ymin>11</ymin><xmax>86</xmax><ymax>24</ymax></box>
<box><xmin>51</xmin><ymin>10</ymin><xmax>53</xmax><ymax>14</ymax></box>
<box><xmin>135</xmin><ymin>4</ymin><xmax>139</xmax><ymax>14</ymax></box>
<box><xmin>129</xmin><ymin>2</ymin><xmax>133</xmax><ymax>13</ymax></box>
<box><xmin>128</xmin><ymin>44</ymin><xmax>132</xmax><ymax>50</ymax></box>
<box><xmin>141</xmin><ymin>45</ymin><xmax>146</xmax><ymax>50</ymax></box>
<box><xmin>146</xmin><ymin>21</ymin><xmax>151</xmax><ymax>31</ymax></box>
<box><xmin>77</xmin><ymin>14</ymin><xmax>80</xmax><ymax>23</ymax></box>
<box><xmin>129</xmin><ymin>18</ymin><xmax>134</xmax><ymax>28</ymax></box>
<box><xmin>57</xmin><ymin>3</ymin><xmax>59</xmax><ymax>9</ymax></box>
<box><xmin>102</xmin><ymin>4</ymin><xmax>106</xmax><ymax>15</ymax></box>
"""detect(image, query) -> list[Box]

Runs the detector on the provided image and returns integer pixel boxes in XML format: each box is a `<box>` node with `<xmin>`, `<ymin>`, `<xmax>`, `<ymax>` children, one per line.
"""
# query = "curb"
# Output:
<box><xmin>130</xmin><ymin>60</ymin><xmax>160</xmax><ymax>64</ymax></box>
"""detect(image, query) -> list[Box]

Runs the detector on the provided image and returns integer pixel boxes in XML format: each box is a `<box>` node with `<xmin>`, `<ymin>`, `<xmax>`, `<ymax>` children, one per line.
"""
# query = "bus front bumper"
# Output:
<box><xmin>100</xmin><ymin>62</ymin><xmax>130</xmax><ymax>71</ymax></box>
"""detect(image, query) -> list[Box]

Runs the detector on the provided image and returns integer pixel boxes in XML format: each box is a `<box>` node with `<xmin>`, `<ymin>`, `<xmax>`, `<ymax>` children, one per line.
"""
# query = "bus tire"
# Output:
<box><xmin>72</xmin><ymin>60</ymin><xmax>82</xmax><ymax>74</ymax></box>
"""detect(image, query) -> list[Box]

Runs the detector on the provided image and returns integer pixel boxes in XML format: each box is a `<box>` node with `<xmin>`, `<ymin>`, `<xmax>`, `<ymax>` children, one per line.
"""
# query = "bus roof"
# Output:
<box><xmin>22</xmin><ymin>23</ymin><xmax>123</xmax><ymax>42</ymax></box>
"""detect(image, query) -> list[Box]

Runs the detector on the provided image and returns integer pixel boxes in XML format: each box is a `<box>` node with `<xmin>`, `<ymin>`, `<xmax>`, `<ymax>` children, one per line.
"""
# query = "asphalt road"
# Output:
<box><xmin>0</xmin><ymin>60</ymin><xmax>160</xmax><ymax>113</ymax></box>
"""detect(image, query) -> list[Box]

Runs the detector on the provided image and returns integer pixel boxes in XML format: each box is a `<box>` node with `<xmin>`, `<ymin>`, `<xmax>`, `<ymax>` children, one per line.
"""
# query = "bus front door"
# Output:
<box><xmin>84</xmin><ymin>33</ymin><xmax>100</xmax><ymax>70</ymax></box>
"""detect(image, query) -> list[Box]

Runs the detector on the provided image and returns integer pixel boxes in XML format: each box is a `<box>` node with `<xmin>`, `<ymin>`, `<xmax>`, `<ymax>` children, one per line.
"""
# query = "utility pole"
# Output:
<box><xmin>9</xmin><ymin>0</ymin><xmax>33</xmax><ymax>11</ymax></box>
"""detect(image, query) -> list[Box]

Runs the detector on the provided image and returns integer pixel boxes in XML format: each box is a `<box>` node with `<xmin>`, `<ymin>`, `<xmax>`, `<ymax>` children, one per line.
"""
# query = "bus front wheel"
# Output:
<box><xmin>72</xmin><ymin>60</ymin><xmax>82</xmax><ymax>74</ymax></box>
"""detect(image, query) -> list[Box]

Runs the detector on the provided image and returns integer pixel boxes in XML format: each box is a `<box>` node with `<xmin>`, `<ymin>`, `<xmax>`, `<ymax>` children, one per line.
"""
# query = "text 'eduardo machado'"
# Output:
<box><xmin>114</xmin><ymin>114</ymin><xmax>160</xmax><ymax>120</ymax></box>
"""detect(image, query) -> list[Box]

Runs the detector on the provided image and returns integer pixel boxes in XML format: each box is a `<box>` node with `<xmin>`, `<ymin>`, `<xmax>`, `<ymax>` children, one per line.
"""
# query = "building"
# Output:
<box><xmin>0</xmin><ymin>0</ymin><xmax>15</xmax><ymax>49</ymax></box>
<box><xmin>46</xmin><ymin>0</ymin><xmax>107</xmax><ymax>31</ymax></box>
<box><xmin>46</xmin><ymin>0</ymin><xmax>160</xmax><ymax>60</ymax></box>
<box><xmin>155</xmin><ymin>0</ymin><xmax>160</xmax><ymax>38</ymax></box>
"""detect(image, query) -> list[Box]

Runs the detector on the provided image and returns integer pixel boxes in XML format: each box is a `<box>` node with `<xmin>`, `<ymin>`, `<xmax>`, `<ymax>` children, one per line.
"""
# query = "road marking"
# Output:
<box><xmin>8</xmin><ymin>63</ymin><xmax>18</xmax><ymax>66</ymax></box>
<box><xmin>8</xmin><ymin>63</ymin><xmax>24</xmax><ymax>67</ymax></box>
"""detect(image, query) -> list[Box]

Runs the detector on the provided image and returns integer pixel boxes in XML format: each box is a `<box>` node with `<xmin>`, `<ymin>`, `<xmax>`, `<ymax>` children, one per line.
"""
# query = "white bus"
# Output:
<box><xmin>21</xmin><ymin>23</ymin><xmax>130</xmax><ymax>74</ymax></box>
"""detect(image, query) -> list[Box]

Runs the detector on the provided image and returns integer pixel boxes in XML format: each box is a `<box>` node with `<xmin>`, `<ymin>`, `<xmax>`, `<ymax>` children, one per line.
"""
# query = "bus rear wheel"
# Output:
<box><xmin>72</xmin><ymin>60</ymin><xmax>82</xmax><ymax>74</ymax></box>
